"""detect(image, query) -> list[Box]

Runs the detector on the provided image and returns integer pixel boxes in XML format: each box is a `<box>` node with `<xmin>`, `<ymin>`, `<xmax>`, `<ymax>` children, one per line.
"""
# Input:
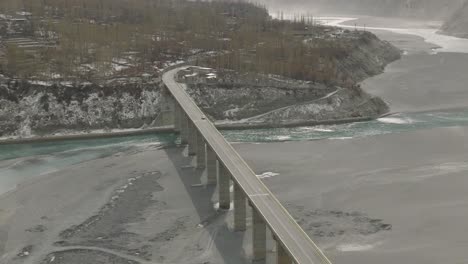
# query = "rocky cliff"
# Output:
<box><xmin>334</xmin><ymin>31</ymin><xmax>401</xmax><ymax>83</ymax></box>
<box><xmin>181</xmin><ymin>71</ymin><xmax>389</xmax><ymax>126</ymax></box>
<box><xmin>180</xmin><ymin>31</ymin><xmax>398</xmax><ymax>125</ymax></box>
<box><xmin>0</xmin><ymin>77</ymin><xmax>165</xmax><ymax>138</ymax></box>
<box><xmin>441</xmin><ymin>1</ymin><xmax>468</xmax><ymax>38</ymax></box>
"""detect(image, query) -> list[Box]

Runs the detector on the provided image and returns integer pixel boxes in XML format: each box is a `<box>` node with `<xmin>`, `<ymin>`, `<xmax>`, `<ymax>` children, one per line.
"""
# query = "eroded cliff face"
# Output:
<box><xmin>0</xmin><ymin>77</ymin><xmax>164</xmax><ymax>137</ymax></box>
<box><xmin>335</xmin><ymin>31</ymin><xmax>401</xmax><ymax>83</ymax></box>
<box><xmin>441</xmin><ymin>1</ymin><xmax>468</xmax><ymax>38</ymax></box>
<box><xmin>183</xmin><ymin>70</ymin><xmax>389</xmax><ymax>126</ymax></box>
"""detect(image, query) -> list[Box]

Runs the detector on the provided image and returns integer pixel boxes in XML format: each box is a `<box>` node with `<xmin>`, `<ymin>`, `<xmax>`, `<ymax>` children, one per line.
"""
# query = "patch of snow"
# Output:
<box><xmin>257</xmin><ymin>172</ymin><xmax>280</xmax><ymax>179</ymax></box>
<box><xmin>194</xmin><ymin>66</ymin><xmax>212</xmax><ymax>71</ymax></box>
<box><xmin>16</xmin><ymin>11</ymin><xmax>32</xmax><ymax>16</ymax></box>
<box><xmin>112</xmin><ymin>63</ymin><xmax>129</xmax><ymax>72</ymax></box>
<box><xmin>337</xmin><ymin>243</ymin><xmax>377</xmax><ymax>252</ymax></box>
<box><xmin>29</xmin><ymin>80</ymin><xmax>53</xmax><ymax>86</ymax></box>
<box><xmin>184</xmin><ymin>73</ymin><xmax>198</xmax><ymax>78</ymax></box>
<box><xmin>206</xmin><ymin>73</ymin><xmax>217</xmax><ymax>79</ymax></box>
<box><xmin>223</xmin><ymin>107</ymin><xmax>241</xmax><ymax>118</ymax></box>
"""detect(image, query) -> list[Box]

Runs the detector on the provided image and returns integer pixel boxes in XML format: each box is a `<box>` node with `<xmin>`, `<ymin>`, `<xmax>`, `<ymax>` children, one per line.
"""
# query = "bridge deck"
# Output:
<box><xmin>163</xmin><ymin>67</ymin><xmax>331</xmax><ymax>264</ymax></box>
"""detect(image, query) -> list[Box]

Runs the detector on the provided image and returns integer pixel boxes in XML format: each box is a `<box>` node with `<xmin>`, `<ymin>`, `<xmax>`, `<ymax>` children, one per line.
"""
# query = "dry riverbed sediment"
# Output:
<box><xmin>0</xmin><ymin>140</ymin><xmax>389</xmax><ymax>264</ymax></box>
<box><xmin>0</xmin><ymin>142</ymin><xmax>252</xmax><ymax>264</ymax></box>
<box><xmin>2</xmin><ymin>125</ymin><xmax>468</xmax><ymax>264</ymax></box>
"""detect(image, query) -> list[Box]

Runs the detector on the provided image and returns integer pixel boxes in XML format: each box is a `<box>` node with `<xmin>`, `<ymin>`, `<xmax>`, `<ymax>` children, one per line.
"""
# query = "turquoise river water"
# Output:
<box><xmin>1</xmin><ymin>108</ymin><xmax>468</xmax><ymax>195</ymax></box>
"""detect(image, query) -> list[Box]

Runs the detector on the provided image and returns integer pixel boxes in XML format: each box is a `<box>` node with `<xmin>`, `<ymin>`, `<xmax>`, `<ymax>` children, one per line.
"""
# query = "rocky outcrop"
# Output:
<box><xmin>181</xmin><ymin>31</ymin><xmax>398</xmax><ymax>125</ymax></box>
<box><xmin>244</xmin><ymin>88</ymin><xmax>389</xmax><ymax>125</ymax></box>
<box><xmin>334</xmin><ymin>31</ymin><xmax>401</xmax><ymax>83</ymax></box>
<box><xmin>441</xmin><ymin>0</ymin><xmax>468</xmax><ymax>38</ymax></box>
<box><xmin>182</xmin><ymin>70</ymin><xmax>389</xmax><ymax>126</ymax></box>
<box><xmin>179</xmin><ymin>70</ymin><xmax>335</xmax><ymax>120</ymax></box>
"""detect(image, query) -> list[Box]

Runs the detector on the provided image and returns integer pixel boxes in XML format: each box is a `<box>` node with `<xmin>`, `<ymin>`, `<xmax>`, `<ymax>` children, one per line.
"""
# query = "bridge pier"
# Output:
<box><xmin>174</xmin><ymin>103</ymin><xmax>181</xmax><ymax>132</ymax></box>
<box><xmin>218</xmin><ymin>162</ymin><xmax>231</xmax><ymax>210</ymax></box>
<box><xmin>188</xmin><ymin>122</ymin><xmax>197</xmax><ymax>156</ymax></box>
<box><xmin>233</xmin><ymin>182</ymin><xmax>246</xmax><ymax>231</ymax></box>
<box><xmin>180</xmin><ymin>113</ymin><xmax>189</xmax><ymax>144</ymax></box>
<box><xmin>196</xmin><ymin>132</ymin><xmax>206</xmax><ymax>169</ymax></box>
<box><xmin>253</xmin><ymin>209</ymin><xmax>267</xmax><ymax>263</ymax></box>
<box><xmin>276</xmin><ymin>241</ymin><xmax>292</xmax><ymax>264</ymax></box>
<box><xmin>206</xmin><ymin>145</ymin><xmax>217</xmax><ymax>185</ymax></box>
<box><xmin>164</xmin><ymin>68</ymin><xmax>332</xmax><ymax>264</ymax></box>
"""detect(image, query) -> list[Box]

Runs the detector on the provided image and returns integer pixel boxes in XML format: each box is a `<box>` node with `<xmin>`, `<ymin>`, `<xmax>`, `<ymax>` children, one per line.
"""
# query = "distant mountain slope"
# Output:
<box><xmin>261</xmin><ymin>0</ymin><xmax>464</xmax><ymax>19</ymax></box>
<box><xmin>441</xmin><ymin>1</ymin><xmax>468</xmax><ymax>38</ymax></box>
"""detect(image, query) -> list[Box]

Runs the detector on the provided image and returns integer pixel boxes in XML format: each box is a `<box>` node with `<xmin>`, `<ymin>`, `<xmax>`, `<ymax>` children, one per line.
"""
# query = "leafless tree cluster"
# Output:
<box><xmin>0</xmin><ymin>0</ymin><xmax>347</xmax><ymax>84</ymax></box>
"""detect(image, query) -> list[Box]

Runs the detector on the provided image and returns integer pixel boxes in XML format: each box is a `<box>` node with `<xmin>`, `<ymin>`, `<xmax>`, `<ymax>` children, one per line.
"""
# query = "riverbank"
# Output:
<box><xmin>0</xmin><ymin>107</ymin><xmax>395</xmax><ymax>145</ymax></box>
<box><xmin>0</xmin><ymin>126</ymin><xmax>174</xmax><ymax>146</ymax></box>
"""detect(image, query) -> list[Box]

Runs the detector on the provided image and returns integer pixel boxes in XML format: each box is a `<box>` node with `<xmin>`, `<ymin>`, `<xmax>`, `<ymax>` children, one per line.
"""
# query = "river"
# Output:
<box><xmin>2</xmin><ymin>107</ymin><xmax>468</xmax><ymax>195</ymax></box>
<box><xmin>2</xmin><ymin>16</ymin><xmax>468</xmax><ymax>195</ymax></box>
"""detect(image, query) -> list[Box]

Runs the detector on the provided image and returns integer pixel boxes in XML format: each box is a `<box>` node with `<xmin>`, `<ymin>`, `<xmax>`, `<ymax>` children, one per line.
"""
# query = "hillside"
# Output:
<box><xmin>0</xmin><ymin>0</ymin><xmax>400</xmax><ymax>138</ymax></box>
<box><xmin>0</xmin><ymin>28</ymin><xmax>400</xmax><ymax>138</ymax></box>
<box><xmin>441</xmin><ymin>1</ymin><xmax>468</xmax><ymax>38</ymax></box>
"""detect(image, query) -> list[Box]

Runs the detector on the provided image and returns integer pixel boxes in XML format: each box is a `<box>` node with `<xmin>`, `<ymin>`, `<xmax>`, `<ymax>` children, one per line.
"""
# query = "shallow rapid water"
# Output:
<box><xmin>1</xmin><ymin>108</ymin><xmax>468</xmax><ymax>195</ymax></box>
<box><xmin>0</xmin><ymin>134</ymin><xmax>176</xmax><ymax>195</ymax></box>
<box><xmin>224</xmin><ymin>109</ymin><xmax>468</xmax><ymax>142</ymax></box>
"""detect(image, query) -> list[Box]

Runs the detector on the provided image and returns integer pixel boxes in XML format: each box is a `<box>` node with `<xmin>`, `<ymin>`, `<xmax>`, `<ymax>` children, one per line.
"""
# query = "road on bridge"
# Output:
<box><xmin>163</xmin><ymin>67</ymin><xmax>332</xmax><ymax>264</ymax></box>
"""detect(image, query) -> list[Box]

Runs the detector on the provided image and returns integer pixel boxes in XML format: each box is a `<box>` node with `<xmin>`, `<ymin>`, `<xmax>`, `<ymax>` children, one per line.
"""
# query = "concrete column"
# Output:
<box><xmin>218</xmin><ymin>162</ymin><xmax>231</xmax><ymax>210</ymax></box>
<box><xmin>234</xmin><ymin>182</ymin><xmax>246</xmax><ymax>231</ymax></box>
<box><xmin>177</xmin><ymin>106</ymin><xmax>184</xmax><ymax>134</ymax></box>
<box><xmin>276</xmin><ymin>241</ymin><xmax>292</xmax><ymax>264</ymax></box>
<box><xmin>180</xmin><ymin>113</ymin><xmax>188</xmax><ymax>144</ymax></box>
<box><xmin>187</xmin><ymin>122</ymin><xmax>197</xmax><ymax>156</ymax></box>
<box><xmin>174</xmin><ymin>103</ymin><xmax>181</xmax><ymax>132</ymax></box>
<box><xmin>196</xmin><ymin>131</ymin><xmax>206</xmax><ymax>169</ymax></box>
<box><xmin>206</xmin><ymin>145</ymin><xmax>217</xmax><ymax>185</ymax></box>
<box><xmin>253</xmin><ymin>209</ymin><xmax>266</xmax><ymax>262</ymax></box>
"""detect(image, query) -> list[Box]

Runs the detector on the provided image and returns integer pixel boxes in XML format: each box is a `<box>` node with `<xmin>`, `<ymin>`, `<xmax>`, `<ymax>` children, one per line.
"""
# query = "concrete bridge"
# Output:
<box><xmin>162</xmin><ymin>67</ymin><xmax>332</xmax><ymax>264</ymax></box>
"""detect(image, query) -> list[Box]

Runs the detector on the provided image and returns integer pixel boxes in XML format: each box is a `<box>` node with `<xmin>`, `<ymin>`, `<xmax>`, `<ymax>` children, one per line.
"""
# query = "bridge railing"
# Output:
<box><xmin>163</xmin><ymin>67</ymin><xmax>332</xmax><ymax>264</ymax></box>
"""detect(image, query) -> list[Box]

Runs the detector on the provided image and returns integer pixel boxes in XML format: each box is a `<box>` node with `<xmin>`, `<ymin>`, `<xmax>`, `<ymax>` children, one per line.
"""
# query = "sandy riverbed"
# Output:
<box><xmin>0</xmin><ymin>143</ymin><xmax>259</xmax><ymax>264</ymax></box>
<box><xmin>237</xmin><ymin>126</ymin><xmax>468</xmax><ymax>264</ymax></box>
